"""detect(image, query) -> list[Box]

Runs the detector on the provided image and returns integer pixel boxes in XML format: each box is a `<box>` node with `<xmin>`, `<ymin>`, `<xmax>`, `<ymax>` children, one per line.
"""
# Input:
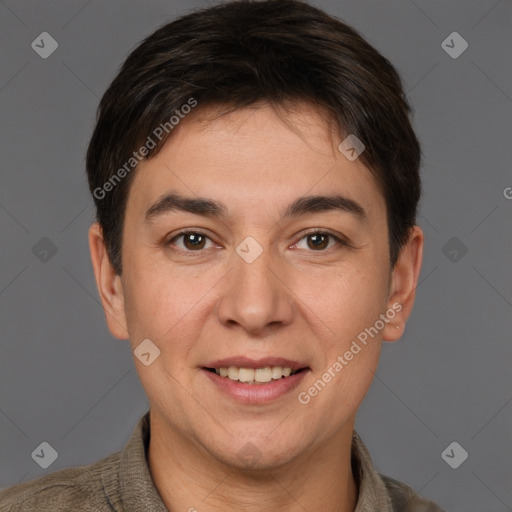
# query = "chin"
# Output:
<box><xmin>206</xmin><ymin>433</ymin><xmax>307</xmax><ymax>472</ymax></box>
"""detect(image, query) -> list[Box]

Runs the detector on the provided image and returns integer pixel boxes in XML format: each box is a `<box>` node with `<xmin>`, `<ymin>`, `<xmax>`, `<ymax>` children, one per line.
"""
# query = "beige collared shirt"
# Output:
<box><xmin>0</xmin><ymin>411</ymin><xmax>445</xmax><ymax>511</ymax></box>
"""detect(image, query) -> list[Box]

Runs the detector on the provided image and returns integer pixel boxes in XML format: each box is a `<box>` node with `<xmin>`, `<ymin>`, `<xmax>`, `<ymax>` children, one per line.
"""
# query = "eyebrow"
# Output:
<box><xmin>144</xmin><ymin>192</ymin><xmax>367</xmax><ymax>224</ymax></box>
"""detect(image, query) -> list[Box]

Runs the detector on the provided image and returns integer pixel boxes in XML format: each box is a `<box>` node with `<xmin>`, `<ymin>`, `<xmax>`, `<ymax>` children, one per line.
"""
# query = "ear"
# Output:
<box><xmin>382</xmin><ymin>225</ymin><xmax>424</xmax><ymax>342</ymax></box>
<box><xmin>88</xmin><ymin>222</ymin><xmax>129</xmax><ymax>339</ymax></box>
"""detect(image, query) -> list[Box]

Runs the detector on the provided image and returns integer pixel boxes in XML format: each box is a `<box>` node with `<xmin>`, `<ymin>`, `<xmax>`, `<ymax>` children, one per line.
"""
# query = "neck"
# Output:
<box><xmin>147</xmin><ymin>412</ymin><xmax>358</xmax><ymax>512</ymax></box>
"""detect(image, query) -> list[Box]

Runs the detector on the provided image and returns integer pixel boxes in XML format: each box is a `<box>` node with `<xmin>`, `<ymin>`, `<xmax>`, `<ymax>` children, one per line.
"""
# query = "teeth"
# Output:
<box><xmin>227</xmin><ymin>366</ymin><xmax>239</xmax><ymax>380</ymax></box>
<box><xmin>272</xmin><ymin>366</ymin><xmax>283</xmax><ymax>379</ymax></box>
<box><xmin>213</xmin><ymin>365</ymin><xmax>298</xmax><ymax>383</ymax></box>
<box><xmin>238</xmin><ymin>367</ymin><xmax>255</xmax><ymax>382</ymax></box>
<box><xmin>255</xmin><ymin>367</ymin><xmax>272</xmax><ymax>383</ymax></box>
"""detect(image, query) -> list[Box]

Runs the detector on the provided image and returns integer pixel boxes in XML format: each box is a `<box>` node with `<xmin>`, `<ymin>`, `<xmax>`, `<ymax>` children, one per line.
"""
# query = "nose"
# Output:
<box><xmin>215</xmin><ymin>240</ymin><xmax>294</xmax><ymax>335</ymax></box>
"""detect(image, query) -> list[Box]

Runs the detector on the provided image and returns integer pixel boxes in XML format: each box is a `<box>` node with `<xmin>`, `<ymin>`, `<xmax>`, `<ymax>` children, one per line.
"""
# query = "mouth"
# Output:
<box><xmin>201</xmin><ymin>357</ymin><xmax>310</xmax><ymax>403</ymax></box>
<box><xmin>203</xmin><ymin>365</ymin><xmax>307</xmax><ymax>385</ymax></box>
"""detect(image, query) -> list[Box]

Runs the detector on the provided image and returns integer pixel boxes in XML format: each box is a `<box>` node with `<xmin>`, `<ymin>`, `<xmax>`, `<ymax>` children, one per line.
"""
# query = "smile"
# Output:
<box><xmin>202</xmin><ymin>358</ymin><xmax>310</xmax><ymax>403</ymax></box>
<box><xmin>206</xmin><ymin>365</ymin><xmax>303</xmax><ymax>384</ymax></box>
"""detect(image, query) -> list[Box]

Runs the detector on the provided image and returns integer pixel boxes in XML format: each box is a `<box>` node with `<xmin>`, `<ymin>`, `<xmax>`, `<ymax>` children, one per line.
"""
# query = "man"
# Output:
<box><xmin>1</xmin><ymin>0</ymin><xmax>445</xmax><ymax>510</ymax></box>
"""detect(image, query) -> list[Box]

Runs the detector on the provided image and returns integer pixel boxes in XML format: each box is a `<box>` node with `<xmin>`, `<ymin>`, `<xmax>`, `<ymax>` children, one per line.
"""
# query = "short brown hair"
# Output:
<box><xmin>86</xmin><ymin>0</ymin><xmax>421</xmax><ymax>274</ymax></box>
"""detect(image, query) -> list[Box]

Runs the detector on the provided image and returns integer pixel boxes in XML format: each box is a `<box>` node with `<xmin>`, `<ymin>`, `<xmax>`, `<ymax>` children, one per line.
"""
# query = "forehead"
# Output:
<box><xmin>127</xmin><ymin>102</ymin><xmax>385</xmax><ymax>223</ymax></box>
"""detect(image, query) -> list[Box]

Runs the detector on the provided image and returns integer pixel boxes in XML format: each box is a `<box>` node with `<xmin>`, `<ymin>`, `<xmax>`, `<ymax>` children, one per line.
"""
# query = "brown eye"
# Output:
<box><xmin>182</xmin><ymin>233</ymin><xmax>206</xmax><ymax>250</ymax></box>
<box><xmin>306</xmin><ymin>233</ymin><xmax>330</xmax><ymax>250</ymax></box>
<box><xmin>295</xmin><ymin>231</ymin><xmax>346</xmax><ymax>251</ymax></box>
<box><xmin>167</xmin><ymin>231</ymin><xmax>214</xmax><ymax>251</ymax></box>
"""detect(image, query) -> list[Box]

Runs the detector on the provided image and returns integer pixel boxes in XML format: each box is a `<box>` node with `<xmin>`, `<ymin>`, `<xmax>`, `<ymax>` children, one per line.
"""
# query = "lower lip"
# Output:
<box><xmin>202</xmin><ymin>368</ymin><xmax>309</xmax><ymax>404</ymax></box>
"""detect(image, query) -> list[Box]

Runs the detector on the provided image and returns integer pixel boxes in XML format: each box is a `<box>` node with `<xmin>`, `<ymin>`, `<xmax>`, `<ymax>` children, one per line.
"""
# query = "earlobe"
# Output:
<box><xmin>88</xmin><ymin>223</ymin><xmax>129</xmax><ymax>339</ymax></box>
<box><xmin>382</xmin><ymin>225</ymin><xmax>424</xmax><ymax>342</ymax></box>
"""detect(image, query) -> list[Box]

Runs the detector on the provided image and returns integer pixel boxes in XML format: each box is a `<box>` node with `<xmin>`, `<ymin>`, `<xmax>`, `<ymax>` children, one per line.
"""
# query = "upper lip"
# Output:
<box><xmin>203</xmin><ymin>356</ymin><xmax>308</xmax><ymax>371</ymax></box>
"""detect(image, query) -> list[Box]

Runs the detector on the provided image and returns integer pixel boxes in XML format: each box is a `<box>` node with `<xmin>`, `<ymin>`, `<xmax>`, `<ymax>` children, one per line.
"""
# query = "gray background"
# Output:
<box><xmin>0</xmin><ymin>0</ymin><xmax>511</xmax><ymax>510</ymax></box>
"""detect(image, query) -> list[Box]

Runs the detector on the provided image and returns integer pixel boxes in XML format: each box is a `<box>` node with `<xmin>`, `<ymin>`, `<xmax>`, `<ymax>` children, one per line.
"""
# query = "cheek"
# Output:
<box><xmin>333</xmin><ymin>347</ymin><xmax>380</xmax><ymax>413</ymax></box>
<box><xmin>121</xmin><ymin>257</ymin><xmax>216</xmax><ymax>351</ymax></box>
<box><xmin>298</xmin><ymin>261</ymin><xmax>389</xmax><ymax>332</ymax></box>
<box><xmin>121</xmin><ymin>261</ymin><xmax>174</xmax><ymax>343</ymax></box>
<box><xmin>295</xmin><ymin>258</ymin><xmax>389</xmax><ymax>403</ymax></box>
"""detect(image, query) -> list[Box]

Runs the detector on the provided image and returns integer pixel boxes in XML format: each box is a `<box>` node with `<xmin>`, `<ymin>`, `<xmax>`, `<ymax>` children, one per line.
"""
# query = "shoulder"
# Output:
<box><xmin>0</xmin><ymin>451</ymin><xmax>121</xmax><ymax>512</ymax></box>
<box><xmin>379</xmin><ymin>473</ymin><xmax>446</xmax><ymax>512</ymax></box>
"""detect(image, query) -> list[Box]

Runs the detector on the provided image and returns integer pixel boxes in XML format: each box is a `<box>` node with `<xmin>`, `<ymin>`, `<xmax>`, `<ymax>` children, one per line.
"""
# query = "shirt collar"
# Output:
<box><xmin>351</xmin><ymin>430</ymin><xmax>394</xmax><ymax>512</ymax></box>
<box><xmin>117</xmin><ymin>411</ymin><xmax>167</xmax><ymax>511</ymax></box>
<box><xmin>112</xmin><ymin>411</ymin><xmax>394</xmax><ymax>511</ymax></box>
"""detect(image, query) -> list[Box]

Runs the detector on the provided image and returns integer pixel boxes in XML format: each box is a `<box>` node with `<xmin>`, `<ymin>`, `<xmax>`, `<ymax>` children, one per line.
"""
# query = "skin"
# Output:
<box><xmin>89</xmin><ymin>102</ymin><xmax>423</xmax><ymax>512</ymax></box>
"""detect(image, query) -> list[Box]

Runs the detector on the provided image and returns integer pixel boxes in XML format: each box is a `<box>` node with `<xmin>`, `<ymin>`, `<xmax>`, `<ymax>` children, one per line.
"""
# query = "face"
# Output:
<box><xmin>90</xmin><ymin>102</ymin><xmax>423</xmax><ymax>470</ymax></box>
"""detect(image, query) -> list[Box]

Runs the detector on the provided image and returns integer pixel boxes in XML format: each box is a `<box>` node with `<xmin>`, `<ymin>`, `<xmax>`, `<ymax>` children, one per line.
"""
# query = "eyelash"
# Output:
<box><xmin>165</xmin><ymin>229</ymin><xmax>348</xmax><ymax>255</ymax></box>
